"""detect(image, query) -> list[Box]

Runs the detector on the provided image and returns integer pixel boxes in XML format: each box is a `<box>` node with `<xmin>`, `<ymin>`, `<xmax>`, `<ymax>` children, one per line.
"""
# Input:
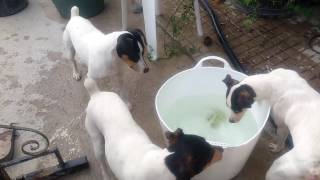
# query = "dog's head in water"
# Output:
<box><xmin>116</xmin><ymin>28</ymin><xmax>149</xmax><ymax>74</ymax></box>
<box><xmin>164</xmin><ymin>128</ymin><xmax>223</xmax><ymax>180</ymax></box>
<box><xmin>223</xmin><ymin>74</ymin><xmax>256</xmax><ymax>123</ymax></box>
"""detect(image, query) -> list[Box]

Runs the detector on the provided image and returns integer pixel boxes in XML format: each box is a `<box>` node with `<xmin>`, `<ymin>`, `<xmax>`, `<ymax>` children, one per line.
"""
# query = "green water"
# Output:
<box><xmin>162</xmin><ymin>94</ymin><xmax>258</xmax><ymax>146</ymax></box>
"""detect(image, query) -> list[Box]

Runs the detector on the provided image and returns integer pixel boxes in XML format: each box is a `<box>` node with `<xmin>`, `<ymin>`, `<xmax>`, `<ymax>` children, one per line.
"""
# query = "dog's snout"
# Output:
<box><xmin>229</xmin><ymin>118</ymin><xmax>236</xmax><ymax>123</ymax></box>
<box><xmin>213</xmin><ymin>149</ymin><xmax>223</xmax><ymax>162</ymax></box>
<box><xmin>212</xmin><ymin>145</ymin><xmax>224</xmax><ymax>153</ymax></box>
<box><xmin>144</xmin><ymin>67</ymin><xmax>149</xmax><ymax>73</ymax></box>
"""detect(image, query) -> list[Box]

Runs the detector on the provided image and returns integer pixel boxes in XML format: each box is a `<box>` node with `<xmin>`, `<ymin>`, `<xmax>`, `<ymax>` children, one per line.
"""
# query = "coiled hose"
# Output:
<box><xmin>199</xmin><ymin>0</ymin><xmax>246</xmax><ymax>73</ymax></box>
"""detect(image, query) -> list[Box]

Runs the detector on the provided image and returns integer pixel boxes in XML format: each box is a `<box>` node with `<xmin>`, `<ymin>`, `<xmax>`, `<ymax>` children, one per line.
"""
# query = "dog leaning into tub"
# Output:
<box><xmin>223</xmin><ymin>68</ymin><xmax>320</xmax><ymax>180</ymax></box>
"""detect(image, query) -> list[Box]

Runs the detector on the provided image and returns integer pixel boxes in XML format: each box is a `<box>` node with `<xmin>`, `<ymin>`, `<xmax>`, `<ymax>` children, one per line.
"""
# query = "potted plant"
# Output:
<box><xmin>0</xmin><ymin>0</ymin><xmax>28</xmax><ymax>17</ymax></box>
<box><xmin>51</xmin><ymin>0</ymin><xmax>105</xmax><ymax>18</ymax></box>
<box><xmin>232</xmin><ymin>0</ymin><xmax>292</xmax><ymax>17</ymax></box>
<box><xmin>233</xmin><ymin>0</ymin><xmax>320</xmax><ymax>18</ymax></box>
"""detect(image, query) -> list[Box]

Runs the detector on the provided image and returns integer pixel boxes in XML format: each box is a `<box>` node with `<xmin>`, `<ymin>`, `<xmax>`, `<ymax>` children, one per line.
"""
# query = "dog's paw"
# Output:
<box><xmin>268</xmin><ymin>143</ymin><xmax>282</xmax><ymax>153</ymax></box>
<box><xmin>73</xmin><ymin>72</ymin><xmax>81</xmax><ymax>81</ymax></box>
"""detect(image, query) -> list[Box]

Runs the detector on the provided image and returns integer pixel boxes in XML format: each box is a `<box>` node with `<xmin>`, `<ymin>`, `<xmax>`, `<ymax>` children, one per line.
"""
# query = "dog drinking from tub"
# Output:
<box><xmin>84</xmin><ymin>78</ymin><xmax>223</xmax><ymax>180</ymax></box>
<box><xmin>63</xmin><ymin>6</ymin><xmax>149</xmax><ymax>108</ymax></box>
<box><xmin>222</xmin><ymin>68</ymin><xmax>320</xmax><ymax>180</ymax></box>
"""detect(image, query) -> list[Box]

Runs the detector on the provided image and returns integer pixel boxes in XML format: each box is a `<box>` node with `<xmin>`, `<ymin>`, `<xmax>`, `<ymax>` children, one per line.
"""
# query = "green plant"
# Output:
<box><xmin>239</xmin><ymin>0</ymin><xmax>319</xmax><ymax>16</ymax></box>
<box><xmin>240</xmin><ymin>0</ymin><xmax>257</xmax><ymax>6</ymax></box>
<box><xmin>242</xmin><ymin>15</ymin><xmax>256</xmax><ymax>30</ymax></box>
<box><xmin>287</xmin><ymin>1</ymin><xmax>319</xmax><ymax>19</ymax></box>
<box><xmin>163</xmin><ymin>42</ymin><xmax>181</xmax><ymax>58</ymax></box>
<box><xmin>169</xmin><ymin>0</ymin><xmax>195</xmax><ymax>37</ymax></box>
<box><xmin>162</xmin><ymin>0</ymin><xmax>200</xmax><ymax>58</ymax></box>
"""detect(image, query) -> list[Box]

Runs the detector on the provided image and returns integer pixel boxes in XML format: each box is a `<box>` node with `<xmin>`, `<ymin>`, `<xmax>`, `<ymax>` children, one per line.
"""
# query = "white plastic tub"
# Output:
<box><xmin>155</xmin><ymin>56</ymin><xmax>270</xmax><ymax>180</ymax></box>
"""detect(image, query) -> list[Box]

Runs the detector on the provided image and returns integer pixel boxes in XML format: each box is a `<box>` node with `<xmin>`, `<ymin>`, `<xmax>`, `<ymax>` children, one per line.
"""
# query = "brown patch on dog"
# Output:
<box><xmin>122</xmin><ymin>55</ymin><xmax>135</xmax><ymax>68</ymax></box>
<box><xmin>212</xmin><ymin>149</ymin><xmax>223</xmax><ymax>162</ymax></box>
<box><xmin>236</xmin><ymin>88</ymin><xmax>255</xmax><ymax>108</ymax></box>
<box><xmin>205</xmin><ymin>147</ymin><xmax>223</xmax><ymax>169</ymax></box>
<box><xmin>231</xmin><ymin>84</ymin><xmax>256</xmax><ymax>113</ymax></box>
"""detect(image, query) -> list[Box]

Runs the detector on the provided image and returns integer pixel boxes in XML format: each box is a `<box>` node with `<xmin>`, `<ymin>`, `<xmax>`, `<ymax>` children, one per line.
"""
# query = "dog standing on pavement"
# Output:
<box><xmin>63</xmin><ymin>6</ymin><xmax>149</xmax><ymax>107</ymax></box>
<box><xmin>84</xmin><ymin>78</ymin><xmax>223</xmax><ymax>180</ymax></box>
<box><xmin>222</xmin><ymin>68</ymin><xmax>320</xmax><ymax>180</ymax></box>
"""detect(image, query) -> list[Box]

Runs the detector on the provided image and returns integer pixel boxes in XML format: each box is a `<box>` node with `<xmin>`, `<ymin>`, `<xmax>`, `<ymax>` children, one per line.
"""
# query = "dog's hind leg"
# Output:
<box><xmin>266</xmin><ymin>150</ymin><xmax>300</xmax><ymax>180</ymax></box>
<box><xmin>269</xmin><ymin>126</ymin><xmax>290</xmax><ymax>153</ymax></box>
<box><xmin>63</xmin><ymin>31</ymin><xmax>81</xmax><ymax>81</ymax></box>
<box><xmin>85</xmin><ymin>117</ymin><xmax>110</xmax><ymax>180</ymax></box>
<box><xmin>269</xmin><ymin>108</ymin><xmax>290</xmax><ymax>153</ymax></box>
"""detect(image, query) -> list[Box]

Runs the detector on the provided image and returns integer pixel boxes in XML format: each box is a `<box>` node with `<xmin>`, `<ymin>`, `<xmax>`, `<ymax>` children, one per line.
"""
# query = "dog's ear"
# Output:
<box><xmin>165</xmin><ymin>128</ymin><xmax>184</xmax><ymax>152</ymax></box>
<box><xmin>223</xmin><ymin>74</ymin><xmax>239</xmax><ymax>89</ymax></box>
<box><xmin>234</xmin><ymin>85</ymin><xmax>256</xmax><ymax>109</ymax></box>
<box><xmin>116</xmin><ymin>34</ymin><xmax>139</xmax><ymax>62</ymax></box>
<box><xmin>128</xmin><ymin>28</ymin><xmax>147</xmax><ymax>56</ymax></box>
<box><xmin>128</xmin><ymin>28</ymin><xmax>147</xmax><ymax>46</ymax></box>
<box><xmin>223</xmin><ymin>74</ymin><xmax>239</xmax><ymax>97</ymax></box>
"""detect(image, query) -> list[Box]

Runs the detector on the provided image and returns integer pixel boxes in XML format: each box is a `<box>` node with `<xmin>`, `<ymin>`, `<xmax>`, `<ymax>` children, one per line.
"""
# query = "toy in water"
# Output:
<box><xmin>207</xmin><ymin>109</ymin><xmax>226</xmax><ymax>127</ymax></box>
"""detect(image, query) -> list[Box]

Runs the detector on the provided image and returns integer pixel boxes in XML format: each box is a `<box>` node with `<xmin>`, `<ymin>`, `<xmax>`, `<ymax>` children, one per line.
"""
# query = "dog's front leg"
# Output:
<box><xmin>118</xmin><ymin>71</ymin><xmax>132</xmax><ymax>110</ymax></box>
<box><xmin>68</xmin><ymin>48</ymin><xmax>81</xmax><ymax>81</ymax></box>
<box><xmin>85</xmin><ymin>118</ymin><xmax>110</xmax><ymax>180</ymax></box>
<box><xmin>269</xmin><ymin>126</ymin><xmax>289</xmax><ymax>153</ymax></box>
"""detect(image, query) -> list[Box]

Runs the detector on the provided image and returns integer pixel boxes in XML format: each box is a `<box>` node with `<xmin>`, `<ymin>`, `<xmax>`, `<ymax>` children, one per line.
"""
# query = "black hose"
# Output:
<box><xmin>199</xmin><ymin>0</ymin><xmax>246</xmax><ymax>73</ymax></box>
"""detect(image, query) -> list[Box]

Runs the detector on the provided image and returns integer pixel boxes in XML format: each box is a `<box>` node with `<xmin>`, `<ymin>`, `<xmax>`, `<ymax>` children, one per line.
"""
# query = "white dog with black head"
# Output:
<box><xmin>222</xmin><ymin>68</ymin><xmax>320</xmax><ymax>180</ymax></box>
<box><xmin>84</xmin><ymin>78</ymin><xmax>223</xmax><ymax>180</ymax></box>
<box><xmin>63</xmin><ymin>6</ymin><xmax>149</xmax><ymax>108</ymax></box>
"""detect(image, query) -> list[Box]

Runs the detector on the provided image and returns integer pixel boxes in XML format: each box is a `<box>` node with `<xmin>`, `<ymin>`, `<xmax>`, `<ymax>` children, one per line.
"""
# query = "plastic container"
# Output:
<box><xmin>51</xmin><ymin>0</ymin><xmax>105</xmax><ymax>18</ymax></box>
<box><xmin>155</xmin><ymin>56</ymin><xmax>270</xmax><ymax>180</ymax></box>
<box><xmin>0</xmin><ymin>0</ymin><xmax>28</xmax><ymax>17</ymax></box>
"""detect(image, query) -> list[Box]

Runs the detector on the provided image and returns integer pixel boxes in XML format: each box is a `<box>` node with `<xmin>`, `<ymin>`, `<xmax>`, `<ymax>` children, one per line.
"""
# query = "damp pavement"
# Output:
<box><xmin>0</xmin><ymin>0</ymin><xmax>297</xmax><ymax>179</ymax></box>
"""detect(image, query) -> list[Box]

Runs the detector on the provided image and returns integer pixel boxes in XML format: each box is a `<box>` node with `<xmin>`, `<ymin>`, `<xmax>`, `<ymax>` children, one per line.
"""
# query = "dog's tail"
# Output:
<box><xmin>84</xmin><ymin>78</ymin><xmax>100</xmax><ymax>97</ymax></box>
<box><xmin>71</xmin><ymin>6</ymin><xmax>79</xmax><ymax>17</ymax></box>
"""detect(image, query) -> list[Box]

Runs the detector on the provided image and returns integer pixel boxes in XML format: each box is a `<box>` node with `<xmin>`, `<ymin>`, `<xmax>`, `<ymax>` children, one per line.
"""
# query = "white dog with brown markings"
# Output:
<box><xmin>84</xmin><ymin>78</ymin><xmax>223</xmax><ymax>180</ymax></box>
<box><xmin>63</xmin><ymin>6</ymin><xmax>148</xmax><ymax>108</ymax></box>
<box><xmin>222</xmin><ymin>68</ymin><xmax>320</xmax><ymax>180</ymax></box>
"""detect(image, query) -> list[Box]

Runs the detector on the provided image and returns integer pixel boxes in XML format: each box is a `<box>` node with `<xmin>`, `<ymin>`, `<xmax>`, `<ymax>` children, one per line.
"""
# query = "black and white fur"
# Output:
<box><xmin>63</xmin><ymin>6</ymin><xmax>148</xmax><ymax>107</ymax></box>
<box><xmin>223</xmin><ymin>68</ymin><xmax>320</xmax><ymax>180</ymax></box>
<box><xmin>84</xmin><ymin>78</ymin><xmax>223</xmax><ymax>180</ymax></box>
